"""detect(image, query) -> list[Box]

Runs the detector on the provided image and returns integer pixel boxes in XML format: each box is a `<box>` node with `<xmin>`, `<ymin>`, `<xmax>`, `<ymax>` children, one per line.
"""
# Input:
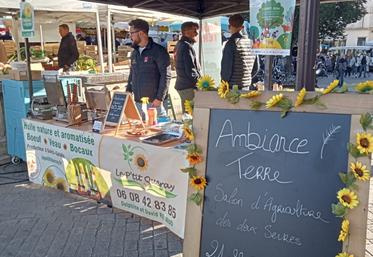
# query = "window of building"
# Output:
<box><xmin>357</xmin><ymin>37</ymin><xmax>366</xmax><ymax>46</ymax></box>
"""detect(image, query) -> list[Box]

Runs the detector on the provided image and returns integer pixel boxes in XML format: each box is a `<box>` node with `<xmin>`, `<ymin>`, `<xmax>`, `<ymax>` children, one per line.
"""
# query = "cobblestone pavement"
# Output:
<box><xmin>2</xmin><ymin>162</ymin><xmax>373</xmax><ymax>257</ymax></box>
<box><xmin>0</xmin><ymin>163</ymin><xmax>183</xmax><ymax>257</ymax></box>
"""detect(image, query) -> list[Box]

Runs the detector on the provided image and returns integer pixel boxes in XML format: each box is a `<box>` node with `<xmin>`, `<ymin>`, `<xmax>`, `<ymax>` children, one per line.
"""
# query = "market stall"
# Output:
<box><xmin>22</xmin><ymin>112</ymin><xmax>189</xmax><ymax>238</ymax></box>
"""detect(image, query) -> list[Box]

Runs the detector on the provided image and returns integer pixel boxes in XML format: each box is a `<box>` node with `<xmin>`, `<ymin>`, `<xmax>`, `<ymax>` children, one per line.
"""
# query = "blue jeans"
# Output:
<box><xmin>135</xmin><ymin>102</ymin><xmax>167</xmax><ymax>122</ymax></box>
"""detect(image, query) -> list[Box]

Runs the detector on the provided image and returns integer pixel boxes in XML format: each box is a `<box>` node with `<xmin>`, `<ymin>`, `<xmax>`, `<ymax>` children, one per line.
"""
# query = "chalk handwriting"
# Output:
<box><xmin>226</xmin><ymin>153</ymin><xmax>293</xmax><ymax>184</ymax></box>
<box><xmin>215</xmin><ymin>120</ymin><xmax>310</xmax><ymax>155</ymax></box>
<box><xmin>215</xmin><ymin>184</ymin><xmax>243</xmax><ymax>208</ymax></box>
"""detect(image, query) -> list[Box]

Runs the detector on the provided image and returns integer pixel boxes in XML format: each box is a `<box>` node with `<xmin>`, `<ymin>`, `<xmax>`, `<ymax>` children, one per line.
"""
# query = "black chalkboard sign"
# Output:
<box><xmin>105</xmin><ymin>92</ymin><xmax>128</xmax><ymax>125</ymax></box>
<box><xmin>200</xmin><ymin>109</ymin><xmax>351</xmax><ymax>257</ymax></box>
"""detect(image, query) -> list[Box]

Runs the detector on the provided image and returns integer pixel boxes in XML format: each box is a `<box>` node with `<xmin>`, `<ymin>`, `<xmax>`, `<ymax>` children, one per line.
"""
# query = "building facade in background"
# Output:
<box><xmin>345</xmin><ymin>1</ymin><xmax>373</xmax><ymax>46</ymax></box>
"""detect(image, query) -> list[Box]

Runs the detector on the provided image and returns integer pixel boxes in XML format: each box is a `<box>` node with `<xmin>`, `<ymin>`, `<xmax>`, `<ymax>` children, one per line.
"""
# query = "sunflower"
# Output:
<box><xmin>350</xmin><ymin>161</ymin><xmax>370</xmax><ymax>181</ymax></box>
<box><xmin>265</xmin><ymin>93</ymin><xmax>283</xmax><ymax>108</ymax></box>
<box><xmin>133</xmin><ymin>154</ymin><xmax>148</xmax><ymax>172</ymax></box>
<box><xmin>190</xmin><ymin>176</ymin><xmax>207</xmax><ymax>191</ymax></box>
<box><xmin>187</xmin><ymin>152</ymin><xmax>203</xmax><ymax>165</ymax></box>
<box><xmin>355</xmin><ymin>81</ymin><xmax>373</xmax><ymax>93</ymax></box>
<box><xmin>337</xmin><ymin>188</ymin><xmax>359</xmax><ymax>209</ymax></box>
<box><xmin>336</xmin><ymin>253</ymin><xmax>354</xmax><ymax>257</ymax></box>
<box><xmin>184</xmin><ymin>100</ymin><xmax>194</xmax><ymax>115</ymax></box>
<box><xmin>322</xmin><ymin>80</ymin><xmax>339</xmax><ymax>95</ymax></box>
<box><xmin>197</xmin><ymin>75</ymin><xmax>215</xmax><ymax>91</ymax></box>
<box><xmin>294</xmin><ymin>88</ymin><xmax>307</xmax><ymax>107</ymax></box>
<box><xmin>240</xmin><ymin>91</ymin><xmax>262</xmax><ymax>98</ymax></box>
<box><xmin>140</xmin><ymin>97</ymin><xmax>149</xmax><ymax>104</ymax></box>
<box><xmin>183</xmin><ymin>125</ymin><xmax>194</xmax><ymax>141</ymax></box>
<box><xmin>356</xmin><ymin>132</ymin><xmax>373</xmax><ymax>155</ymax></box>
<box><xmin>218</xmin><ymin>80</ymin><xmax>230</xmax><ymax>98</ymax></box>
<box><xmin>338</xmin><ymin>219</ymin><xmax>350</xmax><ymax>242</ymax></box>
<box><xmin>55</xmin><ymin>178</ymin><xmax>68</xmax><ymax>192</ymax></box>
<box><xmin>43</xmin><ymin>168</ymin><xmax>56</xmax><ymax>187</ymax></box>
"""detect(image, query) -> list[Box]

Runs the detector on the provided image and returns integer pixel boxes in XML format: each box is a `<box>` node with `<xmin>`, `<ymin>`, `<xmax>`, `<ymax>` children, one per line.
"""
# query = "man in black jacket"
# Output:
<box><xmin>221</xmin><ymin>14</ymin><xmax>255</xmax><ymax>89</ymax></box>
<box><xmin>57</xmin><ymin>24</ymin><xmax>79</xmax><ymax>71</ymax></box>
<box><xmin>174</xmin><ymin>21</ymin><xmax>201</xmax><ymax>113</ymax></box>
<box><xmin>126</xmin><ymin>19</ymin><xmax>171</xmax><ymax>118</ymax></box>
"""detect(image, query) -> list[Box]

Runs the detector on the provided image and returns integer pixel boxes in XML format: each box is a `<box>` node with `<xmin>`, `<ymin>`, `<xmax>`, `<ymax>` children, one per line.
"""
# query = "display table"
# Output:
<box><xmin>22</xmin><ymin>118</ymin><xmax>189</xmax><ymax>238</ymax></box>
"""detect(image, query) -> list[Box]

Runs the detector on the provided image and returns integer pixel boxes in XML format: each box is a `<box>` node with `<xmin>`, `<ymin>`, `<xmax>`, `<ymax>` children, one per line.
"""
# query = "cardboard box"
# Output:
<box><xmin>10</xmin><ymin>70</ymin><xmax>42</xmax><ymax>81</ymax></box>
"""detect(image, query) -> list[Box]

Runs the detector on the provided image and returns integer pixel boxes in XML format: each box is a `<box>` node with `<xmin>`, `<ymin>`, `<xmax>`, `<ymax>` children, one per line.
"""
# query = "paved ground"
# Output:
<box><xmin>317</xmin><ymin>73</ymin><xmax>372</xmax><ymax>89</ymax></box>
<box><xmin>0</xmin><ymin>162</ymin><xmax>183</xmax><ymax>257</ymax></box>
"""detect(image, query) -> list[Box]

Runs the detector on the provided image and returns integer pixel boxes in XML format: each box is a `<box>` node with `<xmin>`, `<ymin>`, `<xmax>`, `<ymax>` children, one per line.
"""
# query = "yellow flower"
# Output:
<box><xmin>240</xmin><ymin>91</ymin><xmax>262</xmax><ymax>98</ymax></box>
<box><xmin>322</xmin><ymin>80</ymin><xmax>339</xmax><ymax>95</ymax></box>
<box><xmin>350</xmin><ymin>161</ymin><xmax>370</xmax><ymax>181</ymax></box>
<box><xmin>190</xmin><ymin>176</ymin><xmax>207</xmax><ymax>191</ymax></box>
<box><xmin>265</xmin><ymin>93</ymin><xmax>283</xmax><ymax>108</ymax></box>
<box><xmin>336</xmin><ymin>253</ymin><xmax>354</xmax><ymax>257</ymax></box>
<box><xmin>338</xmin><ymin>219</ymin><xmax>350</xmax><ymax>242</ymax></box>
<box><xmin>187</xmin><ymin>152</ymin><xmax>203</xmax><ymax>165</ymax></box>
<box><xmin>197</xmin><ymin>75</ymin><xmax>215</xmax><ymax>91</ymax></box>
<box><xmin>355</xmin><ymin>81</ymin><xmax>373</xmax><ymax>93</ymax></box>
<box><xmin>140</xmin><ymin>97</ymin><xmax>149</xmax><ymax>104</ymax></box>
<box><xmin>184</xmin><ymin>100</ymin><xmax>194</xmax><ymax>115</ymax></box>
<box><xmin>183</xmin><ymin>125</ymin><xmax>194</xmax><ymax>141</ymax></box>
<box><xmin>294</xmin><ymin>88</ymin><xmax>307</xmax><ymax>107</ymax></box>
<box><xmin>218</xmin><ymin>80</ymin><xmax>230</xmax><ymax>98</ymax></box>
<box><xmin>356</xmin><ymin>132</ymin><xmax>373</xmax><ymax>155</ymax></box>
<box><xmin>133</xmin><ymin>154</ymin><xmax>148</xmax><ymax>172</ymax></box>
<box><xmin>337</xmin><ymin>188</ymin><xmax>359</xmax><ymax>209</ymax></box>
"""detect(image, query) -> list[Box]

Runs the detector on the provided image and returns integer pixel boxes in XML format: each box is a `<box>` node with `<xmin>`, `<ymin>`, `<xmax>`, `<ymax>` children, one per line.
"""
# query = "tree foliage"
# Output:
<box><xmin>292</xmin><ymin>0</ymin><xmax>367</xmax><ymax>42</ymax></box>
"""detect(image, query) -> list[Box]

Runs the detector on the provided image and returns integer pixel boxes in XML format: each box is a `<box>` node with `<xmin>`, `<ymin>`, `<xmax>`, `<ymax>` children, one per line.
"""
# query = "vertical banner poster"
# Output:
<box><xmin>250</xmin><ymin>0</ymin><xmax>296</xmax><ymax>55</ymax></box>
<box><xmin>20</xmin><ymin>1</ymin><xmax>35</xmax><ymax>38</ymax></box>
<box><xmin>22</xmin><ymin>119</ymin><xmax>112</xmax><ymax>206</ymax></box>
<box><xmin>201</xmin><ymin>17</ymin><xmax>223</xmax><ymax>84</ymax></box>
<box><xmin>99</xmin><ymin>136</ymin><xmax>189</xmax><ymax>238</ymax></box>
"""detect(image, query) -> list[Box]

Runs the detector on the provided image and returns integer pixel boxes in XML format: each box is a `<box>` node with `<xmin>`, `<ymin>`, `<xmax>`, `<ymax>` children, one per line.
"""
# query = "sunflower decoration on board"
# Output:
<box><xmin>240</xmin><ymin>90</ymin><xmax>262</xmax><ymax>99</ymax></box>
<box><xmin>265</xmin><ymin>93</ymin><xmax>293</xmax><ymax>118</ymax></box>
<box><xmin>337</xmin><ymin>188</ymin><xmax>359</xmax><ymax>209</ymax></box>
<box><xmin>355</xmin><ymin>80</ymin><xmax>373</xmax><ymax>93</ymax></box>
<box><xmin>322</xmin><ymin>79</ymin><xmax>339</xmax><ymax>95</ymax></box>
<box><xmin>197</xmin><ymin>75</ymin><xmax>216</xmax><ymax>91</ymax></box>
<box><xmin>355</xmin><ymin>132</ymin><xmax>373</xmax><ymax>155</ymax></box>
<box><xmin>217</xmin><ymin>80</ymin><xmax>230</xmax><ymax>99</ymax></box>
<box><xmin>294</xmin><ymin>88</ymin><xmax>306</xmax><ymax>107</ymax></box>
<box><xmin>133</xmin><ymin>153</ymin><xmax>148</xmax><ymax>172</ymax></box>
<box><xmin>350</xmin><ymin>161</ymin><xmax>370</xmax><ymax>181</ymax></box>
<box><xmin>184</xmin><ymin>100</ymin><xmax>194</xmax><ymax>116</ymax></box>
<box><xmin>190</xmin><ymin>176</ymin><xmax>207</xmax><ymax>191</ymax></box>
<box><xmin>338</xmin><ymin>219</ymin><xmax>350</xmax><ymax>242</ymax></box>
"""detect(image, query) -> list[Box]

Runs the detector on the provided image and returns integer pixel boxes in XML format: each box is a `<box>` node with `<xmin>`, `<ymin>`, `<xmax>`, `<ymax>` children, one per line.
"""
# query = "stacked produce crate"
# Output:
<box><xmin>77</xmin><ymin>41</ymin><xmax>86</xmax><ymax>56</ymax></box>
<box><xmin>3</xmin><ymin>40</ymin><xmax>16</xmax><ymax>58</ymax></box>
<box><xmin>117</xmin><ymin>45</ymin><xmax>132</xmax><ymax>62</ymax></box>
<box><xmin>85</xmin><ymin>45</ymin><xmax>97</xmax><ymax>59</ymax></box>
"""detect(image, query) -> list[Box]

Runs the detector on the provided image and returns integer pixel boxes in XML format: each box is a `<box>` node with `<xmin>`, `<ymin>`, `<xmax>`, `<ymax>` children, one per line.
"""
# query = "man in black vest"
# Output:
<box><xmin>221</xmin><ymin>14</ymin><xmax>255</xmax><ymax>89</ymax></box>
<box><xmin>174</xmin><ymin>21</ymin><xmax>201</xmax><ymax>113</ymax></box>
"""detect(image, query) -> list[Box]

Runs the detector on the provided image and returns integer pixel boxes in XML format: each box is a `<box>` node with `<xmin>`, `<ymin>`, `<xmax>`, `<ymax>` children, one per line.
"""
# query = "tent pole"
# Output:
<box><xmin>39</xmin><ymin>24</ymin><xmax>44</xmax><ymax>53</ymax></box>
<box><xmin>198</xmin><ymin>19</ymin><xmax>202</xmax><ymax>71</ymax></box>
<box><xmin>107</xmin><ymin>7</ymin><xmax>113</xmax><ymax>73</ymax></box>
<box><xmin>96</xmin><ymin>10</ymin><xmax>104</xmax><ymax>73</ymax></box>
<box><xmin>296</xmin><ymin>0</ymin><xmax>320</xmax><ymax>91</ymax></box>
<box><xmin>11</xmin><ymin>16</ymin><xmax>21</xmax><ymax>61</ymax></box>
<box><xmin>111</xmin><ymin>17</ymin><xmax>116</xmax><ymax>64</ymax></box>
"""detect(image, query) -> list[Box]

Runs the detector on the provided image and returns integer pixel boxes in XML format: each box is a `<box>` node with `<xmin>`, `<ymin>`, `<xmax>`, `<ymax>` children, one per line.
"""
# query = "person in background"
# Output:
<box><xmin>221</xmin><ymin>14</ymin><xmax>255</xmax><ymax>90</ymax></box>
<box><xmin>174</xmin><ymin>21</ymin><xmax>201</xmax><ymax>113</ymax></box>
<box><xmin>57</xmin><ymin>24</ymin><xmax>79</xmax><ymax>72</ymax></box>
<box><xmin>126</xmin><ymin>19</ymin><xmax>171</xmax><ymax>119</ymax></box>
<box><xmin>160</xmin><ymin>38</ymin><xmax>168</xmax><ymax>48</ymax></box>
<box><xmin>336</xmin><ymin>54</ymin><xmax>347</xmax><ymax>87</ymax></box>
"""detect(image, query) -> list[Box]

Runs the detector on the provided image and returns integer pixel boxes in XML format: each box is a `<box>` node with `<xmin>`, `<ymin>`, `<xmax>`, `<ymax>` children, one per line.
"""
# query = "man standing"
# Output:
<box><xmin>57</xmin><ymin>24</ymin><xmax>79</xmax><ymax>71</ymax></box>
<box><xmin>221</xmin><ymin>14</ymin><xmax>255</xmax><ymax>90</ymax></box>
<box><xmin>126</xmin><ymin>19</ymin><xmax>171</xmax><ymax>118</ymax></box>
<box><xmin>174</xmin><ymin>21</ymin><xmax>201</xmax><ymax>113</ymax></box>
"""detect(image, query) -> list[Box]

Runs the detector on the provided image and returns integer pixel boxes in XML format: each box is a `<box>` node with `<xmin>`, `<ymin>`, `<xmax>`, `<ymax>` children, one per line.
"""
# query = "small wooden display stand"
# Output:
<box><xmin>184</xmin><ymin>91</ymin><xmax>373</xmax><ymax>257</ymax></box>
<box><xmin>67</xmin><ymin>104</ymin><xmax>82</xmax><ymax>125</ymax></box>
<box><xmin>103</xmin><ymin>92</ymin><xmax>144</xmax><ymax>136</ymax></box>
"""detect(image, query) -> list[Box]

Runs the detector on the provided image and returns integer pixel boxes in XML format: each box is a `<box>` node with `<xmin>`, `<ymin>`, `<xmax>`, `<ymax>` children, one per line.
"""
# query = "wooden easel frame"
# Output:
<box><xmin>183</xmin><ymin>91</ymin><xmax>373</xmax><ymax>257</ymax></box>
<box><xmin>103</xmin><ymin>92</ymin><xmax>144</xmax><ymax>135</ymax></box>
